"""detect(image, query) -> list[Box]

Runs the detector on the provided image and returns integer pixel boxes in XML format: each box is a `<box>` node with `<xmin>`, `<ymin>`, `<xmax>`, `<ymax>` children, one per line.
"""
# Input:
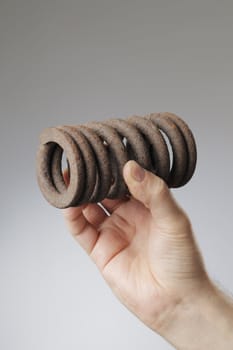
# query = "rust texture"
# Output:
<box><xmin>36</xmin><ymin>112</ymin><xmax>197</xmax><ymax>208</ymax></box>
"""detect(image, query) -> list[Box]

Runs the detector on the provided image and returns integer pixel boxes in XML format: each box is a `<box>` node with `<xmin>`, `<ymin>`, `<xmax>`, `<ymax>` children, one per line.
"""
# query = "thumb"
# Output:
<box><xmin>123</xmin><ymin>160</ymin><xmax>183</xmax><ymax>221</ymax></box>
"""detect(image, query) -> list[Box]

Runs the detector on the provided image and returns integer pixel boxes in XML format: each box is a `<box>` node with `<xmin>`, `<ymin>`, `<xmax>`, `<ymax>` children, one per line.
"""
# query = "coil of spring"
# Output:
<box><xmin>36</xmin><ymin>112</ymin><xmax>197</xmax><ymax>208</ymax></box>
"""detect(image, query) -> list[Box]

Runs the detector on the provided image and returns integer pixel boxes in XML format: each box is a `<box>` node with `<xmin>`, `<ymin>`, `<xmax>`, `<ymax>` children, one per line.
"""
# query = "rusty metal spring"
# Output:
<box><xmin>36</xmin><ymin>112</ymin><xmax>197</xmax><ymax>208</ymax></box>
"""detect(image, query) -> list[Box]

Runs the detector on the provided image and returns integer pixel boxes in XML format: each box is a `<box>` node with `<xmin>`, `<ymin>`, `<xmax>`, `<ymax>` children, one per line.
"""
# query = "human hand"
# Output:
<box><xmin>62</xmin><ymin>160</ymin><xmax>210</xmax><ymax>334</ymax></box>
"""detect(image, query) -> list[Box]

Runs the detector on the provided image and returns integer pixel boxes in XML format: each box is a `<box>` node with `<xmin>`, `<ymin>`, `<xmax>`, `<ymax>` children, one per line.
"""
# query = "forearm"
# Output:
<box><xmin>158</xmin><ymin>281</ymin><xmax>233</xmax><ymax>350</ymax></box>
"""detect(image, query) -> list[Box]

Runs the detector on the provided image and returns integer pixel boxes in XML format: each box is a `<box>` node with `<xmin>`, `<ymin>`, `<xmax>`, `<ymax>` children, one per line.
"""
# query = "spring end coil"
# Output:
<box><xmin>36</xmin><ymin>112</ymin><xmax>197</xmax><ymax>208</ymax></box>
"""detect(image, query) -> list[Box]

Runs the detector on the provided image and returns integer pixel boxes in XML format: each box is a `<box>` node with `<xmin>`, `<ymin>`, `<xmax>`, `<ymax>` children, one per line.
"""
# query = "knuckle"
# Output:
<box><xmin>142</xmin><ymin>174</ymin><xmax>167</xmax><ymax>208</ymax></box>
<box><xmin>152</xmin><ymin>176</ymin><xmax>168</xmax><ymax>198</ymax></box>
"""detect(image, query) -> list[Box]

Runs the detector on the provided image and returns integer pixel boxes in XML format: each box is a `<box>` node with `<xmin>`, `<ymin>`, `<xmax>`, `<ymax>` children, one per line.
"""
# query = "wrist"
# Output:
<box><xmin>157</xmin><ymin>278</ymin><xmax>233</xmax><ymax>350</ymax></box>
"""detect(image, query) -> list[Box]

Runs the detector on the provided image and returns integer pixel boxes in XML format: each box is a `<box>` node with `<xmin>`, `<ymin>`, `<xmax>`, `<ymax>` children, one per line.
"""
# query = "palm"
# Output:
<box><xmin>89</xmin><ymin>197</ymin><xmax>168</xmax><ymax>325</ymax></box>
<box><xmin>64</xmin><ymin>196</ymin><xmax>178</xmax><ymax>326</ymax></box>
<box><xmin>99</xmin><ymin>197</ymin><xmax>157</xmax><ymax>295</ymax></box>
<box><xmin>63</xmin><ymin>162</ymin><xmax>207</xmax><ymax>331</ymax></box>
<box><xmin>94</xmin><ymin>197</ymin><xmax>205</xmax><ymax>328</ymax></box>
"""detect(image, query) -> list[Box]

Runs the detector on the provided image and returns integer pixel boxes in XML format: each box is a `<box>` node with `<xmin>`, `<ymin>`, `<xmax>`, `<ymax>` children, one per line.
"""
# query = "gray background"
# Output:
<box><xmin>1</xmin><ymin>0</ymin><xmax>233</xmax><ymax>349</ymax></box>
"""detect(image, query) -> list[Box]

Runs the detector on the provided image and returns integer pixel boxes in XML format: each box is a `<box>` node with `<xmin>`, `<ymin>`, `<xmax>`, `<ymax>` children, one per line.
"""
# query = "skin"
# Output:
<box><xmin>62</xmin><ymin>160</ymin><xmax>233</xmax><ymax>349</ymax></box>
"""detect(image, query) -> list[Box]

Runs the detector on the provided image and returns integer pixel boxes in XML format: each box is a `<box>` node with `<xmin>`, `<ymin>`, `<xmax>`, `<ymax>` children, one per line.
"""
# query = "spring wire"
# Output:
<box><xmin>36</xmin><ymin>112</ymin><xmax>197</xmax><ymax>208</ymax></box>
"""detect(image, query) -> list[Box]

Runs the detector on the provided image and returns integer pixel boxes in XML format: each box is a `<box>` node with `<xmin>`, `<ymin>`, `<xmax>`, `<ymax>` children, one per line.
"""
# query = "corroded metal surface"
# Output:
<box><xmin>36</xmin><ymin>112</ymin><xmax>197</xmax><ymax>208</ymax></box>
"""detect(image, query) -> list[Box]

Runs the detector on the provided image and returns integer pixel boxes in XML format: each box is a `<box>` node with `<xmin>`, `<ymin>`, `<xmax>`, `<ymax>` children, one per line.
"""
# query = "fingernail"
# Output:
<box><xmin>130</xmin><ymin>161</ymin><xmax>145</xmax><ymax>182</ymax></box>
